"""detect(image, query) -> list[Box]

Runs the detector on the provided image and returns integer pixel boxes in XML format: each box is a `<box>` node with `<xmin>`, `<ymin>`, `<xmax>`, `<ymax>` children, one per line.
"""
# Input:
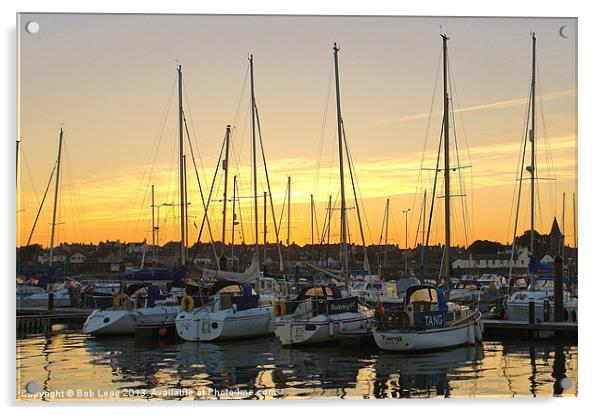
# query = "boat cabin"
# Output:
<box><xmin>381</xmin><ymin>278</ymin><xmax>420</xmax><ymax>302</ymax></box>
<box><xmin>375</xmin><ymin>285</ymin><xmax>452</xmax><ymax>331</ymax></box>
<box><xmin>283</xmin><ymin>285</ymin><xmax>358</xmax><ymax>316</ymax></box>
<box><xmin>209</xmin><ymin>280</ymin><xmax>260</xmax><ymax>312</ymax></box>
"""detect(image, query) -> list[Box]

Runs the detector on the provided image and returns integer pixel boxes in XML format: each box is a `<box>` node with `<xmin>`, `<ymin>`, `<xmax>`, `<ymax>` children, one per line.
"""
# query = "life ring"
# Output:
<box><xmin>113</xmin><ymin>293</ymin><xmax>132</xmax><ymax>309</ymax></box>
<box><xmin>274</xmin><ymin>300</ymin><xmax>286</xmax><ymax>317</ymax></box>
<box><xmin>181</xmin><ymin>295</ymin><xmax>195</xmax><ymax>311</ymax></box>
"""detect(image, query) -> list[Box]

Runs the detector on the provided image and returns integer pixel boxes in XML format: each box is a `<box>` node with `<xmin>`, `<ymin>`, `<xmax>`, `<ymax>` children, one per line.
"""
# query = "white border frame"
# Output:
<box><xmin>2</xmin><ymin>0</ymin><xmax>598</xmax><ymax>412</ymax></box>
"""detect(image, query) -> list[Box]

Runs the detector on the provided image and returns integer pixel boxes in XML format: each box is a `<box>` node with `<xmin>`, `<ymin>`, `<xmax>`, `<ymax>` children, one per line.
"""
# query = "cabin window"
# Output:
<box><xmin>305</xmin><ymin>287</ymin><xmax>333</xmax><ymax>297</ymax></box>
<box><xmin>408</xmin><ymin>288</ymin><xmax>438</xmax><ymax>305</ymax></box>
<box><xmin>217</xmin><ymin>285</ymin><xmax>243</xmax><ymax>295</ymax></box>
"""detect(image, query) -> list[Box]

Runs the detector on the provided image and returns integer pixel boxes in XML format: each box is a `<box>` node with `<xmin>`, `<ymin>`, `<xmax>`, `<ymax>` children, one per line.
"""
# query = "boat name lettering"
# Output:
<box><xmin>380</xmin><ymin>334</ymin><xmax>403</xmax><ymax>343</ymax></box>
<box><xmin>420</xmin><ymin>310</ymin><xmax>447</xmax><ymax>329</ymax></box>
<box><xmin>326</xmin><ymin>297</ymin><xmax>358</xmax><ymax>314</ymax></box>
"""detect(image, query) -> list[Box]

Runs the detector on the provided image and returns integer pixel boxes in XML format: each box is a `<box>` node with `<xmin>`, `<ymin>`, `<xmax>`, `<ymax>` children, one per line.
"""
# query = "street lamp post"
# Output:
<box><xmin>403</xmin><ymin>208</ymin><xmax>411</xmax><ymax>276</ymax></box>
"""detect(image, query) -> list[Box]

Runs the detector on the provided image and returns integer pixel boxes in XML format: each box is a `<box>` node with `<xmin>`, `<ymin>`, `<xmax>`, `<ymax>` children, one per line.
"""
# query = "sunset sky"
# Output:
<box><xmin>16</xmin><ymin>14</ymin><xmax>577</xmax><ymax>249</ymax></box>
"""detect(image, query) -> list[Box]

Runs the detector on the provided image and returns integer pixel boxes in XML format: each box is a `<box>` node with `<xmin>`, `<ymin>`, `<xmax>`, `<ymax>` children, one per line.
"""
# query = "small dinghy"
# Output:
<box><xmin>175</xmin><ymin>280</ymin><xmax>273</xmax><ymax>342</ymax></box>
<box><xmin>273</xmin><ymin>285</ymin><xmax>372</xmax><ymax>346</ymax></box>
<box><xmin>373</xmin><ymin>285</ymin><xmax>483</xmax><ymax>352</ymax></box>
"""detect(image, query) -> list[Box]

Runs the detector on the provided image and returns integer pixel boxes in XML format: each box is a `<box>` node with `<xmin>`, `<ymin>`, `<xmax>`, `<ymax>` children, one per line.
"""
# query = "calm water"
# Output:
<box><xmin>16</xmin><ymin>325</ymin><xmax>577</xmax><ymax>400</ymax></box>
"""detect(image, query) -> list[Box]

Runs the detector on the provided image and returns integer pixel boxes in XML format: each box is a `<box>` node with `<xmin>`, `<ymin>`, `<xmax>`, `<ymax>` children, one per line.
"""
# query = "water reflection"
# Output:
<box><xmin>16</xmin><ymin>329</ymin><xmax>577</xmax><ymax>400</ymax></box>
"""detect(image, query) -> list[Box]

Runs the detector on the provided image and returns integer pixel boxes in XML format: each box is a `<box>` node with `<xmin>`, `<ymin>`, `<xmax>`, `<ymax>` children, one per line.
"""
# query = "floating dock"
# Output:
<box><xmin>483</xmin><ymin>319</ymin><xmax>577</xmax><ymax>339</ymax></box>
<box><xmin>17</xmin><ymin>307</ymin><xmax>93</xmax><ymax>332</ymax></box>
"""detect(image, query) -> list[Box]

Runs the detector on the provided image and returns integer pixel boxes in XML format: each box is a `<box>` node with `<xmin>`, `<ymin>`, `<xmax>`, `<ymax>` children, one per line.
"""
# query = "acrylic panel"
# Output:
<box><xmin>16</xmin><ymin>13</ymin><xmax>578</xmax><ymax>401</ymax></box>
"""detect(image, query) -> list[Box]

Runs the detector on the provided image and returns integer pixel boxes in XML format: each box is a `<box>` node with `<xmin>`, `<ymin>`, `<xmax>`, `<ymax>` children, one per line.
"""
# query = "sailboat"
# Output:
<box><xmin>272</xmin><ymin>43</ymin><xmax>373</xmax><ymax>346</ymax></box>
<box><xmin>175</xmin><ymin>55</ymin><xmax>277</xmax><ymax>342</ymax></box>
<box><xmin>372</xmin><ymin>35</ymin><xmax>482</xmax><ymax>352</ymax></box>
<box><xmin>84</xmin><ymin>66</ymin><xmax>194</xmax><ymax>336</ymax></box>
<box><xmin>504</xmin><ymin>34</ymin><xmax>577</xmax><ymax>324</ymax></box>
<box><xmin>17</xmin><ymin>129</ymin><xmax>81</xmax><ymax>308</ymax></box>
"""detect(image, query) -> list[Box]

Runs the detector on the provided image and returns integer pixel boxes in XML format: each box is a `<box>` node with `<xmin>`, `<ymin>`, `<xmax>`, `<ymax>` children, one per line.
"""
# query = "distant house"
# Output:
<box><xmin>69</xmin><ymin>252</ymin><xmax>87</xmax><ymax>264</ymax></box>
<box><xmin>452</xmin><ymin>246</ymin><xmax>530</xmax><ymax>270</ymax></box>
<box><xmin>37</xmin><ymin>253</ymin><xmax>67</xmax><ymax>264</ymax></box>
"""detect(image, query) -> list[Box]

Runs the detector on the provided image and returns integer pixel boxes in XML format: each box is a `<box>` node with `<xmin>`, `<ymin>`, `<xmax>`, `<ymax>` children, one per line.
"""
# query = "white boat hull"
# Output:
<box><xmin>506</xmin><ymin>301</ymin><xmax>578</xmax><ymax>323</ymax></box>
<box><xmin>133</xmin><ymin>305</ymin><xmax>181</xmax><ymax>328</ymax></box>
<box><xmin>373</xmin><ymin>316</ymin><xmax>483</xmax><ymax>352</ymax></box>
<box><xmin>175</xmin><ymin>306</ymin><xmax>274</xmax><ymax>342</ymax></box>
<box><xmin>273</xmin><ymin>312</ymin><xmax>371</xmax><ymax>346</ymax></box>
<box><xmin>83</xmin><ymin>309</ymin><xmax>136</xmax><ymax>335</ymax></box>
<box><xmin>17</xmin><ymin>293</ymin><xmax>72</xmax><ymax>308</ymax></box>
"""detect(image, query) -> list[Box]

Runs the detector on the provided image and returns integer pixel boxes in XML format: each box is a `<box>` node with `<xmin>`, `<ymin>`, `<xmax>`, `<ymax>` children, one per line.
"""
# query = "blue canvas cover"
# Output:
<box><xmin>146</xmin><ymin>284</ymin><xmax>162</xmax><ymax>307</ymax></box>
<box><xmin>231</xmin><ymin>283</ymin><xmax>259</xmax><ymax>311</ymax></box>
<box><xmin>125</xmin><ymin>265</ymin><xmax>185</xmax><ymax>287</ymax></box>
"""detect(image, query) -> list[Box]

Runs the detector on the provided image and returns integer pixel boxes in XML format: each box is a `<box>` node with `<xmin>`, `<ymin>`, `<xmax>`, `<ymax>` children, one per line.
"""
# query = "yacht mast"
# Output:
<box><xmin>528</xmin><ymin>33</ymin><xmax>537</xmax><ymax>255</ymax></box>
<box><xmin>231</xmin><ymin>175</ymin><xmax>238</xmax><ymax>261</ymax></box>
<box><xmin>310</xmin><ymin>194</ymin><xmax>315</xmax><ymax>246</ymax></box>
<box><xmin>222</xmin><ymin>125</ymin><xmax>231</xmax><ymax>256</ymax></box>
<box><xmin>561</xmin><ymin>191</ymin><xmax>565</xmax><ymax>256</ymax></box>
<box><xmin>287</xmin><ymin>177</ymin><xmax>291</xmax><ymax>247</ymax></box>
<box><xmin>263</xmin><ymin>191</ymin><xmax>268</xmax><ymax>263</ymax></box>
<box><xmin>384</xmin><ymin>198</ymin><xmax>390</xmax><ymax>269</ymax></box>
<box><xmin>442</xmin><ymin>34</ymin><xmax>451</xmax><ymax>295</ymax></box>
<box><xmin>421</xmin><ymin>189</ymin><xmax>426</xmax><ymax>280</ymax></box>
<box><xmin>49</xmin><ymin>128</ymin><xmax>63</xmax><ymax>268</ymax></box>
<box><xmin>16</xmin><ymin>139</ymin><xmax>20</xmax><ymax>191</ymax></box>
<box><xmin>333</xmin><ymin>43</ymin><xmax>349</xmax><ymax>289</ymax></box>
<box><xmin>151</xmin><ymin>184</ymin><xmax>156</xmax><ymax>261</ymax></box>
<box><xmin>326</xmin><ymin>194</ymin><xmax>332</xmax><ymax>262</ymax></box>
<box><xmin>250</xmin><ymin>55</ymin><xmax>260</xmax><ymax>258</ymax></box>
<box><xmin>177</xmin><ymin>65</ymin><xmax>187</xmax><ymax>266</ymax></box>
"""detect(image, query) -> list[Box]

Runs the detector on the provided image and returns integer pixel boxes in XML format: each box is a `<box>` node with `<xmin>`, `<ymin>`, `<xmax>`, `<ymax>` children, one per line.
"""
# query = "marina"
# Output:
<box><xmin>15</xmin><ymin>13</ymin><xmax>578</xmax><ymax>401</ymax></box>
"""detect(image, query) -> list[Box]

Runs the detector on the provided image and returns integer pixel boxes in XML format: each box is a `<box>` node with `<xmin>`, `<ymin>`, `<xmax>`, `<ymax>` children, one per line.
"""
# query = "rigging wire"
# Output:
<box><xmin>506</xmin><ymin>81</ymin><xmax>533</xmax><ymax>243</ymax></box>
<box><xmin>253</xmin><ymin>99</ymin><xmax>284</xmax><ymax>270</ymax></box>
<box><xmin>341</xmin><ymin>119</ymin><xmax>371</xmax><ymax>272</ymax></box>
<box><xmin>409</xmin><ymin>44</ymin><xmax>443</xmax><ymax>242</ymax></box>
<box><xmin>26</xmin><ymin>160</ymin><xmax>56</xmax><ymax>246</ymax></box>
<box><xmin>125</xmin><ymin>75</ymin><xmax>177</xmax><ymax>242</ymax></box>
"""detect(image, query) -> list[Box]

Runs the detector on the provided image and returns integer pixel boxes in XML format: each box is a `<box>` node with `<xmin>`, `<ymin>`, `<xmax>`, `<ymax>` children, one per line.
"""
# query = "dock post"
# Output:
<box><xmin>528</xmin><ymin>301</ymin><xmax>535</xmax><ymax>324</ymax></box>
<box><xmin>554</xmin><ymin>254</ymin><xmax>564</xmax><ymax>322</ymax></box>
<box><xmin>48</xmin><ymin>292</ymin><xmax>55</xmax><ymax>310</ymax></box>
<box><xmin>543</xmin><ymin>299</ymin><xmax>550</xmax><ymax>322</ymax></box>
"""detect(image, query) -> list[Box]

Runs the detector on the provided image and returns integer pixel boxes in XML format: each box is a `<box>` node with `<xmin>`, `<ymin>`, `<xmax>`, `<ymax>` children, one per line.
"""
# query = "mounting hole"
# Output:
<box><xmin>560</xmin><ymin>377</ymin><xmax>573</xmax><ymax>390</ymax></box>
<box><xmin>25</xmin><ymin>381</ymin><xmax>39</xmax><ymax>394</ymax></box>
<box><xmin>26</xmin><ymin>21</ymin><xmax>40</xmax><ymax>34</ymax></box>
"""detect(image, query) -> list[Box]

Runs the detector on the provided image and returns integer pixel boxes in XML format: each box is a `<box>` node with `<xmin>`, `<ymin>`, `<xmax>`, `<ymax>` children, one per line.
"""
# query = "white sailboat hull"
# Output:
<box><xmin>17</xmin><ymin>291</ymin><xmax>72</xmax><ymax>308</ymax></box>
<box><xmin>83</xmin><ymin>309</ymin><xmax>136</xmax><ymax>335</ymax></box>
<box><xmin>273</xmin><ymin>312</ymin><xmax>371</xmax><ymax>346</ymax></box>
<box><xmin>506</xmin><ymin>300</ymin><xmax>578</xmax><ymax>323</ymax></box>
<box><xmin>133</xmin><ymin>305</ymin><xmax>181</xmax><ymax>328</ymax></box>
<box><xmin>175</xmin><ymin>306</ymin><xmax>274</xmax><ymax>342</ymax></box>
<box><xmin>373</xmin><ymin>315</ymin><xmax>483</xmax><ymax>352</ymax></box>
